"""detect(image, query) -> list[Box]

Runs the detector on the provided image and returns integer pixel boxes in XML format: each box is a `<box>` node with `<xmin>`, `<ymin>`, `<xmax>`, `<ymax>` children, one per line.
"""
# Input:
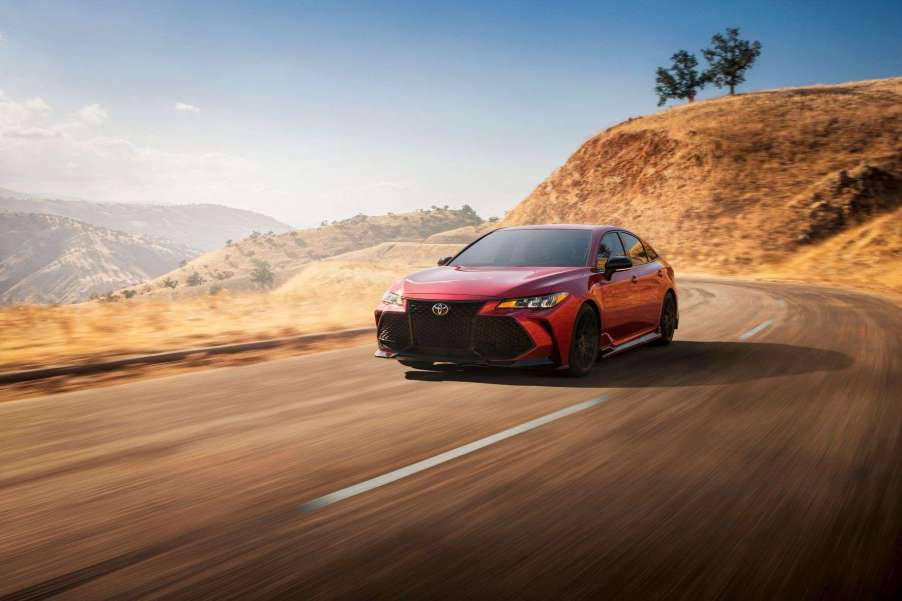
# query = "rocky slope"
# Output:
<box><xmin>0</xmin><ymin>213</ymin><xmax>194</xmax><ymax>303</ymax></box>
<box><xmin>502</xmin><ymin>77</ymin><xmax>902</xmax><ymax>292</ymax></box>
<box><xmin>0</xmin><ymin>189</ymin><xmax>293</xmax><ymax>251</ymax></box>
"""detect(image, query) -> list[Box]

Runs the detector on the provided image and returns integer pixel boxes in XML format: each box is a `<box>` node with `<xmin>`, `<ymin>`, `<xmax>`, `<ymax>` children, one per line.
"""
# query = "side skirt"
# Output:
<box><xmin>601</xmin><ymin>331</ymin><xmax>661</xmax><ymax>359</ymax></box>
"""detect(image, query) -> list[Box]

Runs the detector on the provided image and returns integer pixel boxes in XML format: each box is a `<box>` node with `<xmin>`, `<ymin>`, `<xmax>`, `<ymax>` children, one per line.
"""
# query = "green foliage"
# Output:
<box><xmin>250</xmin><ymin>259</ymin><xmax>275</xmax><ymax>289</ymax></box>
<box><xmin>655</xmin><ymin>50</ymin><xmax>706</xmax><ymax>106</ymax></box>
<box><xmin>186</xmin><ymin>272</ymin><xmax>205</xmax><ymax>287</ymax></box>
<box><xmin>702</xmin><ymin>27</ymin><xmax>762</xmax><ymax>95</ymax></box>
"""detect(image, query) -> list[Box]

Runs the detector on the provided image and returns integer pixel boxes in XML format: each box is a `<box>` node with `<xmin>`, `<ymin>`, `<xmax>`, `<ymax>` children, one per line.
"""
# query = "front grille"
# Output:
<box><xmin>408</xmin><ymin>301</ymin><xmax>483</xmax><ymax>351</ymax></box>
<box><xmin>377</xmin><ymin>312</ymin><xmax>410</xmax><ymax>351</ymax></box>
<box><xmin>472</xmin><ymin>316</ymin><xmax>534</xmax><ymax>359</ymax></box>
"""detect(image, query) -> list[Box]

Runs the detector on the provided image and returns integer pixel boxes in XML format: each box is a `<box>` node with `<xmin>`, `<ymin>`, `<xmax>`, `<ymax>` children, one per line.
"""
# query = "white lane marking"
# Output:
<box><xmin>300</xmin><ymin>396</ymin><xmax>607</xmax><ymax>513</ymax></box>
<box><xmin>739</xmin><ymin>319</ymin><xmax>774</xmax><ymax>341</ymax></box>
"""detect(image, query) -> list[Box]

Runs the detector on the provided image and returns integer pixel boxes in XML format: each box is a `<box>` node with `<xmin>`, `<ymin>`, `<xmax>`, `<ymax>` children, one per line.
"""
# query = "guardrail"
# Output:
<box><xmin>0</xmin><ymin>326</ymin><xmax>375</xmax><ymax>385</ymax></box>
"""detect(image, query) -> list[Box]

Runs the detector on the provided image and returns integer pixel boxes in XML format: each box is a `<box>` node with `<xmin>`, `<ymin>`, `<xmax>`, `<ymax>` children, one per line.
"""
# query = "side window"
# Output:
<box><xmin>596</xmin><ymin>231</ymin><xmax>625</xmax><ymax>269</ymax></box>
<box><xmin>617</xmin><ymin>232</ymin><xmax>648</xmax><ymax>265</ymax></box>
<box><xmin>643</xmin><ymin>240</ymin><xmax>659</xmax><ymax>261</ymax></box>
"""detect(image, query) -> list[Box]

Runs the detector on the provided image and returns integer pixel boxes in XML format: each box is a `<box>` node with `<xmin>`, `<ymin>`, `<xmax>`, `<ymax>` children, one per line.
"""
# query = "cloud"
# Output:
<box><xmin>173</xmin><ymin>102</ymin><xmax>200</xmax><ymax>113</ymax></box>
<box><xmin>75</xmin><ymin>103</ymin><xmax>108</xmax><ymax>126</ymax></box>
<box><xmin>0</xmin><ymin>91</ymin><xmax>266</xmax><ymax>206</ymax></box>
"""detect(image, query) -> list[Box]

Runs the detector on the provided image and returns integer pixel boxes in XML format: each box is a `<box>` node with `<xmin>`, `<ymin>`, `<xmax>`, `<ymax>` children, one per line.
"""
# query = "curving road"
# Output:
<box><xmin>1</xmin><ymin>278</ymin><xmax>900</xmax><ymax>600</ymax></box>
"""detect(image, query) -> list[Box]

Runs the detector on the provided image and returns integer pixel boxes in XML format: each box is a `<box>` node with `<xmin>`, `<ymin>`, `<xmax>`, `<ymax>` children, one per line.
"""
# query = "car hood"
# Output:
<box><xmin>399</xmin><ymin>265</ymin><xmax>586</xmax><ymax>300</ymax></box>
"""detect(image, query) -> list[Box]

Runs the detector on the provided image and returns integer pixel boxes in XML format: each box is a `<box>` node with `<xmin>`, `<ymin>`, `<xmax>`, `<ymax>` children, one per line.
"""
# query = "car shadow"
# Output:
<box><xmin>402</xmin><ymin>340</ymin><xmax>853</xmax><ymax>388</ymax></box>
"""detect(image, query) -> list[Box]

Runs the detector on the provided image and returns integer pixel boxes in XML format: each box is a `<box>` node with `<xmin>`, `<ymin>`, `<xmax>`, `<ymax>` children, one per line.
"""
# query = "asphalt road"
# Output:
<box><xmin>1</xmin><ymin>278</ymin><xmax>900</xmax><ymax>600</ymax></box>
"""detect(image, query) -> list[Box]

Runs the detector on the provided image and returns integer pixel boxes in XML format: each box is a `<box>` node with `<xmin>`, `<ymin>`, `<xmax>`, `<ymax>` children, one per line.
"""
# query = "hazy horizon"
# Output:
<box><xmin>1</xmin><ymin>0</ymin><xmax>901</xmax><ymax>227</ymax></box>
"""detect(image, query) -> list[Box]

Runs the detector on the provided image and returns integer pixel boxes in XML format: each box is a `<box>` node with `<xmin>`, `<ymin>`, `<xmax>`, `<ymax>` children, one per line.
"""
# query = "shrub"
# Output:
<box><xmin>209</xmin><ymin>284</ymin><xmax>222</xmax><ymax>295</ymax></box>
<box><xmin>122</xmin><ymin>289</ymin><xmax>137</xmax><ymax>299</ymax></box>
<box><xmin>186</xmin><ymin>272</ymin><xmax>205</xmax><ymax>287</ymax></box>
<box><xmin>161</xmin><ymin>276</ymin><xmax>178</xmax><ymax>289</ymax></box>
<box><xmin>250</xmin><ymin>259</ymin><xmax>275</xmax><ymax>289</ymax></box>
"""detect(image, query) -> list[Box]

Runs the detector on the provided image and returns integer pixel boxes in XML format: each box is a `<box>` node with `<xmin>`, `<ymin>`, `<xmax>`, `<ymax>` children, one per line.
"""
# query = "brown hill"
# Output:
<box><xmin>0</xmin><ymin>213</ymin><xmax>194</xmax><ymax>304</ymax></box>
<box><xmin>503</xmin><ymin>77</ymin><xmax>902</xmax><ymax>292</ymax></box>
<box><xmin>128</xmin><ymin>206</ymin><xmax>482</xmax><ymax>298</ymax></box>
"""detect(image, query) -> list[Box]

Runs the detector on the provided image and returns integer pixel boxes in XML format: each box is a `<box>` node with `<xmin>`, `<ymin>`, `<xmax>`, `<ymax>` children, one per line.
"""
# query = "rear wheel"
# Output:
<box><xmin>653</xmin><ymin>293</ymin><xmax>676</xmax><ymax>346</ymax></box>
<box><xmin>562</xmin><ymin>305</ymin><xmax>599</xmax><ymax>377</ymax></box>
<box><xmin>398</xmin><ymin>359</ymin><xmax>434</xmax><ymax>370</ymax></box>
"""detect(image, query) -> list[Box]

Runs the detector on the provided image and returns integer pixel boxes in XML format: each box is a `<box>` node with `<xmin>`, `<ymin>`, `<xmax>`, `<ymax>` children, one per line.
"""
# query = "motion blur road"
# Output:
<box><xmin>1</xmin><ymin>278</ymin><xmax>900</xmax><ymax>600</ymax></box>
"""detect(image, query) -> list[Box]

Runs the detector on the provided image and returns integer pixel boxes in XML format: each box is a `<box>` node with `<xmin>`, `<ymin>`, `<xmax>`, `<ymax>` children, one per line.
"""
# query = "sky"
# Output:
<box><xmin>0</xmin><ymin>0</ymin><xmax>900</xmax><ymax>226</ymax></box>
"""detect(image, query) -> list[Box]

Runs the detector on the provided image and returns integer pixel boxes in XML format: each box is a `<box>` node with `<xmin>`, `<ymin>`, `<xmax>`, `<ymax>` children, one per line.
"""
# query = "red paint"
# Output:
<box><xmin>374</xmin><ymin>225</ymin><xmax>678</xmax><ymax>369</ymax></box>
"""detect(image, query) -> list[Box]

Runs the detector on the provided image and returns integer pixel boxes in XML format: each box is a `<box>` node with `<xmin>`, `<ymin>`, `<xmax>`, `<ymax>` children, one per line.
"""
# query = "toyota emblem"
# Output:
<box><xmin>431</xmin><ymin>303</ymin><xmax>450</xmax><ymax>316</ymax></box>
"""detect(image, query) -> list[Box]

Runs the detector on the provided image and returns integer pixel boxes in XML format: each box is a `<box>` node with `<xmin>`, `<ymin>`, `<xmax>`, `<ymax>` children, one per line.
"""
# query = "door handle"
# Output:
<box><xmin>631</xmin><ymin>275</ymin><xmax>638</xmax><ymax>283</ymax></box>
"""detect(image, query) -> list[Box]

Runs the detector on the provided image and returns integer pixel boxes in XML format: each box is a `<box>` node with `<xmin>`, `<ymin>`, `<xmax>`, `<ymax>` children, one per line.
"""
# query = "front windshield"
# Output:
<box><xmin>450</xmin><ymin>228</ymin><xmax>592</xmax><ymax>267</ymax></box>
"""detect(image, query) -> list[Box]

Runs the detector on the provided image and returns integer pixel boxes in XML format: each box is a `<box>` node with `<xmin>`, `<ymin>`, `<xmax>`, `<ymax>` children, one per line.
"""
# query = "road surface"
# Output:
<box><xmin>1</xmin><ymin>278</ymin><xmax>900</xmax><ymax>600</ymax></box>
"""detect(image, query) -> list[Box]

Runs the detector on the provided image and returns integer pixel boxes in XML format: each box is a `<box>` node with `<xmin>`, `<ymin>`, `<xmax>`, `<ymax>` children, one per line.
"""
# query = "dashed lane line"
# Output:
<box><xmin>300</xmin><ymin>396</ymin><xmax>607</xmax><ymax>513</ymax></box>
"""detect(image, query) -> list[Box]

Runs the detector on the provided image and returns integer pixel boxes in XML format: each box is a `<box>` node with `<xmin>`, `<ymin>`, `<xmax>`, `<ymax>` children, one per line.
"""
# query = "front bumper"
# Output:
<box><xmin>374</xmin><ymin>298</ymin><xmax>564</xmax><ymax>366</ymax></box>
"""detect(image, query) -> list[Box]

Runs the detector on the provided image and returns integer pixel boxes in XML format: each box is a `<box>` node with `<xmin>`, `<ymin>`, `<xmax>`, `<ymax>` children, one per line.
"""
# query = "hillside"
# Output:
<box><xmin>503</xmin><ymin>77</ymin><xmax>902</xmax><ymax>292</ymax></box>
<box><xmin>0</xmin><ymin>213</ymin><xmax>194</xmax><ymax>304</ymax></box>
<box><xmin>125</xmin><ymin>206</ymin><xmax>482</xmax><ymax>298</ymax></box>
<box><xmin>0</xmin><ymin>189</ymin><xmax>293</xmax><ymax>251</ymax></box>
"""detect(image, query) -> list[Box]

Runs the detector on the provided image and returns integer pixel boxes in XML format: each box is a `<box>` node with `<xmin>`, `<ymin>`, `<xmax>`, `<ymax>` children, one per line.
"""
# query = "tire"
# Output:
<box><xmin>562</xmin><ymin>305</ymin><xmax>600</xmax><ymax>377</ymax></box>
<box><xmin>398</xmin><ymin>359</ymin><xmax>434</xmax><ymax>370</ymax></box>
<box><xmin>652</xmin><ymin>292</ymin><xmax>677</xmax><ymax>346</ymax></box>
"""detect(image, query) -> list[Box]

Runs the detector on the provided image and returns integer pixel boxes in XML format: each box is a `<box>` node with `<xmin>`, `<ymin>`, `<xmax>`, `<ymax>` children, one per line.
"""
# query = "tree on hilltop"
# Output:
<box><xmin>702</xmin><ymin>27</ymin><xmax>762</xmax><ymax>96</ymax></box>
<box><xmin>655</xmin><ymin>50</ymin><xmax>706</xmax><ymax>106</ymax></box>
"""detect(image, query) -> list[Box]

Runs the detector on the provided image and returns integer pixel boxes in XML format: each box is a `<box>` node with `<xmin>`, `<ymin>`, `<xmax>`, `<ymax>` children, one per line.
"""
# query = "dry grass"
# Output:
<box><xmin>755</xmin><ymin>206</ymin><xmax>902</xmax><ymax>296</ymax></box>
<box><xmin>0</xmin><ymin>250</ymin><xmax>456</xmax><ymax>372</ymax></box>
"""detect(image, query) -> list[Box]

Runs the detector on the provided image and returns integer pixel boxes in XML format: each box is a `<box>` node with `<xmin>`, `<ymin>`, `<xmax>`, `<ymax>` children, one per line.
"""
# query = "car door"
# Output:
<box><xmin>617</xmin><ymin>231</ymin><xmax>659</xmax><ymax>333</ymax></box>
<box><xmin>590</xmin><ymin>231</ymin><xmax>635</xmax><ymax>345</ymax></box>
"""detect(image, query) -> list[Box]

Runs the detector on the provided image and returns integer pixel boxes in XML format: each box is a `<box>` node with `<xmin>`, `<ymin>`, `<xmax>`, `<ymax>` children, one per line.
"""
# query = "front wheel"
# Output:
<box><xmin>562</xmin><ymin>305</ymin><xmax>600</xmax><ymax>377</ymax></box>
<box><xmin>652</xmin><ymin>293</ymin><xmax>676</xmax><ymax>346</ymax></box>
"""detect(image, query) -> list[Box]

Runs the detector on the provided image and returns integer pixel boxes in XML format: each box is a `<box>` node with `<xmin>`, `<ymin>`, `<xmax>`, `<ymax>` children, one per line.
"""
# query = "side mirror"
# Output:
<box><xmin>437</xmin><ymin>256</ymin><xmax>453</xmax><ymax>266</ymax></box>
<box><xmin>603</xmin><ymin>255</ymin><xmax>632</xmax><ymax>280</ymax></box>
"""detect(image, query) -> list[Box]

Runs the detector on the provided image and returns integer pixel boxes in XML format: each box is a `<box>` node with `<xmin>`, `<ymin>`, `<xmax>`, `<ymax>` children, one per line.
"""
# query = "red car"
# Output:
<box><xmin>374</xmin><ymin>225</ymin><xmax>678</xmax><ymax>376</ymax></box>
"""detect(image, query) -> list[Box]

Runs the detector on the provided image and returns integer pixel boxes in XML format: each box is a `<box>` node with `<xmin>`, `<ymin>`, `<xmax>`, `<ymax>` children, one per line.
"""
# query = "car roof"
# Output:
<box><xmin>498</xmin><ymin>224</ymin><xmax>620</xmax><ymax>232</ymax></box>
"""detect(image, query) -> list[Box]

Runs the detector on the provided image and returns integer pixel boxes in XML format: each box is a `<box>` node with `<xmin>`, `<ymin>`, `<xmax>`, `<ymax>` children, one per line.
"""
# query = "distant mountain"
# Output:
<box><xmin>0</xmin><ymin>212</ymin><xmax>195</xmax><ymax>304</ymax></box>
<box><xmin>0</xmin><ymin>189</ymin><xmax>293</xmax><ymax>251</ymax></box>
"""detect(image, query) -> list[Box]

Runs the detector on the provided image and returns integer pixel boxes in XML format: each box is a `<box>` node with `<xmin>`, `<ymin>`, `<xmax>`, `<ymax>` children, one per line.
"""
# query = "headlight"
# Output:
<box><xmin>496</xmin><ymin>292</ymin><xmax>569</xmax><ymax>310</ymax></box>
<box><xmin>381</xmin><ymin>290</ymin><xmax>403</xmax><ymax>306</ymax></box>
